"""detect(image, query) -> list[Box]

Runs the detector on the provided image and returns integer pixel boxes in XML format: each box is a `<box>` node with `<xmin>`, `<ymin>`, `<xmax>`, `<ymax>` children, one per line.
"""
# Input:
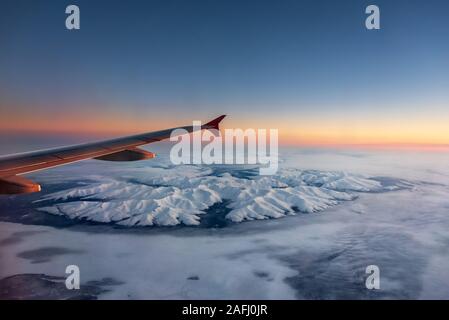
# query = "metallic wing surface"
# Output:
<box><xmin>0</xmin><ymin>115</ymin><xmax>226</xmax><ymax>194</ymax></box>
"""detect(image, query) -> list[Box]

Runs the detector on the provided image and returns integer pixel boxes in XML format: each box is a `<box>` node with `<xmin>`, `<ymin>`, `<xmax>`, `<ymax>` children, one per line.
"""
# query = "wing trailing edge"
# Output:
<box><xmin>0</xmin><ymin>115</ymin><xmax>227</xmax><ymax>194</ymax></box>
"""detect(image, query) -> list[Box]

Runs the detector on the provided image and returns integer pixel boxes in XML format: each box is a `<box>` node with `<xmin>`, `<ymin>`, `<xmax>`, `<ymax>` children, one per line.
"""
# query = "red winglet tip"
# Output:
<box><xmin>204</xmin><ymin>115</ymin><xmax>226</xmax><ymax>130</ymax></box>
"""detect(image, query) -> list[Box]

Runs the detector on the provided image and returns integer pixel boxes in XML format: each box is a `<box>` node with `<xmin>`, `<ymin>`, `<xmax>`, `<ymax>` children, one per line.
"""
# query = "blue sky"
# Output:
<box><xmin>1</xmin><ymin>0</ymin><xmax>449</xmax><ymax>145</ymax></box>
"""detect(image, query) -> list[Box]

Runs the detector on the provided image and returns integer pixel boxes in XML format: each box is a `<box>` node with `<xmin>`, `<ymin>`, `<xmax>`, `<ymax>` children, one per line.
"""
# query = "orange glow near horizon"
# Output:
<box><xmin>0</xmin><ymin>110</ymin><xmax>185</xmax><ymax>136</ymax></box>
<box><xmin>233</xmin><ymin>114</ymin><xmax>449</xmax><ymax>150</ymax></box>
<box><xmin>2</xmin><ymin>110</ymin><xmax>449</xmax><ymax>151</ymax></box>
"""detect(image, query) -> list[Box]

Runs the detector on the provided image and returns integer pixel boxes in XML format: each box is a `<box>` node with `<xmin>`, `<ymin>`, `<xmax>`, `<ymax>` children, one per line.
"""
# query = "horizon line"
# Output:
<box><xmin>2</xmin><ymin>128</ymin><xmax>449</xmax><ymax>153</ymax></box>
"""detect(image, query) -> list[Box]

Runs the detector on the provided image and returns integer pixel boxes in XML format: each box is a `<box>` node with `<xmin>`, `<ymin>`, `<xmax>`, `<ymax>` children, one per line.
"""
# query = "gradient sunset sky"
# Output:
<box><xmin>1</xmin><ymin>0</ymin><xmax>449</xmax><ymax>147</ymax></box>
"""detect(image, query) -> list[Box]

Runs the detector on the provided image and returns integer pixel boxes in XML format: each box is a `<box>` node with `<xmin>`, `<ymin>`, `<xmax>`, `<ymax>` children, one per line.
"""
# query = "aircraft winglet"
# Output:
<box><xmin>204</xmin><ymin>115</ymin><xmax>226</xmax><ymax>130</ymax></box>
<box><xmin>0</xmin><ymin>115</ymin><xmax>229</xmax><ymax>194</ymax></box>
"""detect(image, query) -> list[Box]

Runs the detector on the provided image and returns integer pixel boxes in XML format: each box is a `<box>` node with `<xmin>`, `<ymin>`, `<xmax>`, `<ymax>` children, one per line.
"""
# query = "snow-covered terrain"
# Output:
<box><xmin>35</xmin><ymin>166</ymin><xmax>410</xmax><ymax>226</ymax></box>
<box><xmin>2</xmin><ymin>146</ymin><xmax>449</xmax><ymax>299</ymax></box>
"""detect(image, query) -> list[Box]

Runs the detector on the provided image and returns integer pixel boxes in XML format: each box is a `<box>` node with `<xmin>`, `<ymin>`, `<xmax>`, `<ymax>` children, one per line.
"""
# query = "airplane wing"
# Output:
<box><xmin>0</xmin><ymin>115</ymin><xmax>226</xmax><ymax>194</ymax></box>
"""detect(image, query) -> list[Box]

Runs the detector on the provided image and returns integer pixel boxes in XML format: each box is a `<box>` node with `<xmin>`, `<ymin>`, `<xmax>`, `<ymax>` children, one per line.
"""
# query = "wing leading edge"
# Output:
<box><xmin>0</xmin><ymin>115</ymin><xmax>226</xmax><ymax>194</ymax></box>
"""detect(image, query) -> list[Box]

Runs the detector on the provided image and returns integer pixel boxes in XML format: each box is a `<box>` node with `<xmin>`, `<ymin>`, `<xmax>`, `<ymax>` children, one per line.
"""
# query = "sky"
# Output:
<box><xmin>1</xmin><ymin>0</ymin><xmax>449</xmax><ymax>147</ymax></box>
